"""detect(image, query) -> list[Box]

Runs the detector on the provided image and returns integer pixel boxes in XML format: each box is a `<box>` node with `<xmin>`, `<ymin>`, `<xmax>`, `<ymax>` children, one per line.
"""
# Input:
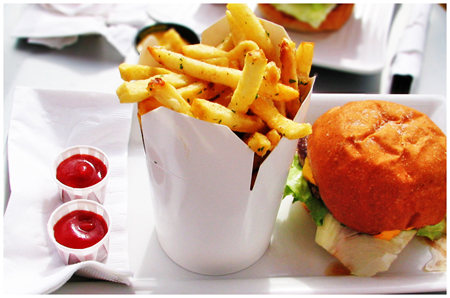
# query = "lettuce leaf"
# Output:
<box><xmin>316</xmin><ymin>213</ymin><xmax>417</xmax><ymax>276</ymax></box>
<box><xmin>417</xmin><ymin>218</ymin><xmax>446</xmax><ymax>241</ymax></box>
<box><xmin>272</xmin><ymin>4</ymin><xmax>337</xmax><ymax>29</ymax></box>
<box><xmin>284</xmin><ymin>153</ymin><xmax>328</xmax><ymax>226</ymax></box>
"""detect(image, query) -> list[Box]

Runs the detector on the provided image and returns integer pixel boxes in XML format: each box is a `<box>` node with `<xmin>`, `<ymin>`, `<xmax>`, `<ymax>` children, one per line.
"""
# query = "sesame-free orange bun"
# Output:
<box><xmin>258</xmin><ymin>4</ymin><xmax>354</xmax><ymax>33</ymax></box>
<box><xmin>307</xmin><ymin>100</ymin><xmax>446</xmax><ymax>235</ymax></box>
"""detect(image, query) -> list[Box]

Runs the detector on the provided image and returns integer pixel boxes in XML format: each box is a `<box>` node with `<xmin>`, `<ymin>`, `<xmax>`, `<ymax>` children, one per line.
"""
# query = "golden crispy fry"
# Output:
<box><xmin>227</xmin><ymin>3</ymin><xmax>279</xmax><ymax>65</ymax></box>
<box><xmin>228</xmin><ymin>49</ymin><xmax>267</xmax><ymax>114</ymax></box>
<box><xmin>178</xmin><ymin>82</ymin><xmax>229</xmax><ymax>104</ymax></box>
<box><xmin>244</xmin><ymin>132</ymin><xmax>271</xmax><ymax>157</ymax></box>
<box><xmin>149</xmin><ymin>46</ymin><xmax>299</xmax><ymax>102</ymax></box>
<box><xmin>117</xmin><ymin>79</ymin><xmax>152</xmax><ymax>103</ymax></box>
<box><xmin>183</xmin><ymin>40</ymin><xmax>259</xmax><ymax>64</ymax></box>
<box><xmin>261</xmin><ymin>61</ymin><xmax>280</xmax><ymax>94</ymax></box>
<box><xmin>119</xmin><ymin>63</ymin><xmax>171</xmax><ymax>81</ymax></box>
<box><xmin>266</xmin><ymin>129</ymin><xmax>281</xmax><ymax>151</ymax></box>
<box><xmin>228</xmin><ymin>40</ymin><xmax>260</xmax><ymax>59</ymax></box>
<box><xmin>273</xmin><ymin>101</ymin><xmax>286</xmax><ymax>117</ymax></box>
<box><xmin>191</xmin><ymin>98</ymin><xmax>266</xmax><ymax>133</ymax></box>
<box><xmin>201</xmin><ymin>57</ymin><xmax>230</xmax><ymax>67</ymax></box>
<box><xmin>225</xmin><ymin>10</ymin><xmax>246</xmax><ymax>46</ymax></box>
<box><xmin>280</xmin><ymin>38</ymin><xmax>299</xmax><ymax>91</ymax></box>
<box><xmin>296</xmin><ymin>42</ymin><xmax>314</xmax><ymax>84</ymax></box>
<box><xmin>176</xmin><ymin>82</ymin><xmax>208</xmax><ymax>104</ymax></box>
<box><xmin>280</xmin><ymin>38</ymin><xmax>301</xmax><ymax>119</ymax></box>
<box><xmin>216</xmin><ymin>32</ymin><xmax>235</xmax><ymax>51</ymax></box>
<box><xmin>250</xmin><ymin>96</ymin><xmax>312</xmax><ymax>139</ymax></box>
<box><xmin>138</xmin><ymin>97</ymin><xmax>164</xmax><ymax>118</ymax></box>
<box><xmin>156</xmin><ymin>72</ymin><xmax>198</xmax><ymax>88</ymax></box>
<box><xmin>150</xmin><ymin>46</ymin><xmax>242</xmax><ymax>87</ymax></box>
<box><xmin>212</xmin><ymin>88</ymin><xmax>233</xmax><ymax>107</ymax></box>
<box><xmin>147</xmin><ymin>78</ymin><xmax>192</xmax><ymax>115</ymax></box>
<box><xmin>258</xmin><ymin>61</ymin><xmax>299</xmax><ymax>103</ymax></box>
<box><xmin>116</xmin><ymin>72</ymin><xmax>198</xmax><ymax>103</ymax></box>
<box><xmin>182</xmin><ymin>44</ymin><xmax>227</xmax><ymax>60</ymax></box>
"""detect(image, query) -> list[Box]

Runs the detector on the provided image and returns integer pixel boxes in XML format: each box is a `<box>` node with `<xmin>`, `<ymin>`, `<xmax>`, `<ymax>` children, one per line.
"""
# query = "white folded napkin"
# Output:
<box><xmin>386</xmin><ymin>3</ymin><xmax>432</xmax><ymax>93</ymax></box>
<box><xmin>10</xmin><ymin>4</ymin><xmax>150</xmax><ymax>57</ymax></box>
<box><xmin>4</xmin><ymin>87</ymin><xmax>134</xmax><ymax>294</ymax></box>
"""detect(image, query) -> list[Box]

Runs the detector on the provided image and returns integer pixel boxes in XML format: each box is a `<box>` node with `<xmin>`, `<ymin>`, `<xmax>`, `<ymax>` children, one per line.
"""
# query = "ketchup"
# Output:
<box><xmin>53</xmin><ymin>210</ymin><xmax>108</xmax><ymax>249</ymax></box>
<box><xmin>56</xmin><ymin>154</ymin><xmax>107</xmax><ymax>188</ymax></box>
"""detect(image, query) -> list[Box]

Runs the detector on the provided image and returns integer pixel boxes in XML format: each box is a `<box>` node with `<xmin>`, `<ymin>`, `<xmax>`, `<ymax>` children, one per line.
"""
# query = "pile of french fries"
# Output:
<box><xmin>117</xmin><ymin>3</ymin><xmax>314</xmax><ymax>158</ymax></box>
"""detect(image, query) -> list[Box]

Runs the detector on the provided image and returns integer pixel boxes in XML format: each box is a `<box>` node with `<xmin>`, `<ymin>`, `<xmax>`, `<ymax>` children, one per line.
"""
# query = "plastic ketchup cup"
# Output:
<box><xmin>53</xmin><ymin>146</ymin><xmax>109</xmax><ymax>204</ymax></box>
<box><xmin>47</xmin><ymin>199</ymin><xmax>111</xmax><ymax>265</ymax></box>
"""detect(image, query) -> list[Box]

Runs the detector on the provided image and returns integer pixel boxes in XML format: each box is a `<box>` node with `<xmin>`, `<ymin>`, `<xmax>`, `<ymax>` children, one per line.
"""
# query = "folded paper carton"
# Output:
<box><xmin>139</xmin><ymin>16</ymin><xmax>314</xmax><ymax>275</ymax></box>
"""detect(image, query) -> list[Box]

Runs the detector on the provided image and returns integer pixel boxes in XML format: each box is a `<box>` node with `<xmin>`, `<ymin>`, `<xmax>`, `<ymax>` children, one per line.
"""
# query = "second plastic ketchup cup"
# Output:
<box><xmin>53</xmin><ymin>145</ymin><xmax>110</xmax><ymax>204</ymax></box>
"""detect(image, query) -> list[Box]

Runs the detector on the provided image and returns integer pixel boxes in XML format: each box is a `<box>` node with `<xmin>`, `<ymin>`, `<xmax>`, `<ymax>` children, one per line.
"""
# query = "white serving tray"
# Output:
<box><xmin>125</xmin><ymin>93</ymin><xmax>446</xmax><ymax>294</ymax></box>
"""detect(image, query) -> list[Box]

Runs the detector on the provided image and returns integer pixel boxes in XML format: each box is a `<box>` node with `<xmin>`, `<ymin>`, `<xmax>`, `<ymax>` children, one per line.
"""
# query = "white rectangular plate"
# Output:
<box><xmin>264</xmin><ymin>3</ymin><xmax>395</xmax><ymax>74</ymax></box>
<box><xmin>124</xmin><ymin>93</ymin><xmax>446</xmax><ymax>294</ymax></box>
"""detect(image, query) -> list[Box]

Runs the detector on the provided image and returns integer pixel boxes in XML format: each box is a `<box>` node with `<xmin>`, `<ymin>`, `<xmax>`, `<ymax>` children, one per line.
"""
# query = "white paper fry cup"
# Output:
<box><xmin>47</xmin><ymin>199</ymin><xmax>111</xmax><ymax>265</ymax></box>
<box><xmin>140</xmin><ymin>16</ymin><xmax>314</xmax><ymax>275</ymax></box>
<box><xmin>53</xmin><ymin>145</ymin><xmax>109</xmax><ymax>204</ymax></box>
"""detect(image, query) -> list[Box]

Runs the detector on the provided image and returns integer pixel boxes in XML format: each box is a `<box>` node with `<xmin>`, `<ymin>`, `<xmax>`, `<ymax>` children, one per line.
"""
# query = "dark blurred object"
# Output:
<box><xmin>390</xmin><ymin>74</ymin><xmax>413</xmax><ymax>94</ymax></box>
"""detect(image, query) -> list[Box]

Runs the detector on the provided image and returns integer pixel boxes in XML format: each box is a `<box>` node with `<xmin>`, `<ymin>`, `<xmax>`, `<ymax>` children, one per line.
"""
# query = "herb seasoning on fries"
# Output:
<box><xmin>116</xmin><ymin>3</ymin><xmax>314</xmax><ymax>161</ymax></box>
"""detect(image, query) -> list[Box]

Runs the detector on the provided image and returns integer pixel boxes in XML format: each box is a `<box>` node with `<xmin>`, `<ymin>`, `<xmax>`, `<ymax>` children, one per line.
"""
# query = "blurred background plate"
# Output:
<box><xmin>259</xmin><ymin>3</ymin><xmax>395</xmax><ymax>74</ymax></box>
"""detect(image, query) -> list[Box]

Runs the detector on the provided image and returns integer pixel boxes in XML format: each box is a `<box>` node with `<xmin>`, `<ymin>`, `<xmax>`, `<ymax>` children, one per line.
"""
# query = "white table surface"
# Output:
<box><xmin>3</xmin><ymin>3</ymin><xmax>447</xmax><ymax>294</ymax></box>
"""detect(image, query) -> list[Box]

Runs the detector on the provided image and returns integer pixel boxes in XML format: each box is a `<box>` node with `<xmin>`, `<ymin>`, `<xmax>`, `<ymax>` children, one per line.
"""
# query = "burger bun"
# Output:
<box><xmin>307</xmin><ymin>100</ymin><xmax>447</xmax><ymax>235</ymax></box>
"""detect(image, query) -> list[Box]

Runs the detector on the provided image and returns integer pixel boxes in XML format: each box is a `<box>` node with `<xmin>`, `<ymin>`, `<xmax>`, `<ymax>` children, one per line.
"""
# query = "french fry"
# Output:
<box><xmin>212</xmin><ymin>88</ymin><xmax>233</xmax><ymax>107</ymax></box>
<box><xmin>280</xmin><ymin>38</ymin><xmax>301</xmax><ymax>119</ymax></box>
<box><xmin>250</xmin><ymin>96</ymin><xmax>312</xmax><ymax>140</ymax></box>
<box><xmin>147</xmin><ymin>78</ymin><xmax>192</xmax><ymax>115</ymax></box>
<box><xmin>182</xmin><ymin>44</ymin><xmax>227</xmax><ymax>60</ymax></box>
<box><xmin>201</xmin><ymin>57</ymin><xmax>230</xmax><ymax>67</ymax></box>
<box><xmin>226</xmin><ymin>3</ymin><xmax>279</xmax><ymax>66</ymax></box>
<box><xmin>116</xmin><ymin>72</ymin><xmax>198</xmax><ymax>103</ymax></box>
<box><xmin>244</xmin><ymin>132</ymin><xmax>271</xmax><ymax>157</ymax></box>
<box><xmin>117</xmin><ymin>79</ymin><xmax>153</xmax><ymax>103</ymax></box>
<box><xmin>264</xmin><ymin>61</ymin><xmax>281</xmax><ymax>86</ymax></box>
<box><xmin>225</xmin><ymin>10</ymin><xmax>246</xmax><ymax>46</ymax></box>
<box><xmin>191</xmin><ymin>98</ymin><xmax>266</xmax><ymax>133</ymax></box>
<box><xmin>150</xmin><ymin>46</ymin><xmax>242</xmax><ymax>88</ymax></box>
<box><xmin>149</xmin><ymin>46</ymin><xmax>299</xmax><ymax>102</ymax></box>
<box><xmin>178</xmin><ymin>82</ymin><xmax>228</xmax><ymax>104</ymax></box>
<box><xmin>273</xmin><ymin>101</ymin><xmax>286</xmax><ymax>117</ymax></box>
<box><xmin>138</xmin><ymin>97</ymin><xmax>164</xmax><ymax>119</ymax></box>
<box><xmin>228</xmin><ymin>49</ymin><xmax>267</xmax><ymax>114</ymax></box>
<box><xmin>176</xmin><ymin>82</ymin><xmax>208</xmax><ymax>104</ymax></box>
<box><xmin>296</xmin><ymin>42</ymin><xmax>314</xmax><ymax>84</ymax></box>
<box><xmin>119</xmin><ymin>63</ymin><xmax>171</xmax><ymax>81</ymax></box>
<box><xmin>227</xmin><ymin>40</ymin><xmax>259</xmax><ymax>61</ymax></box>
<box><xmin>280</xmin><ymin>38</ymin><xmax>299</xmax><ymax>91</ymax></box>
<box><xmin>182</xmin><ymin>40</ymin><xmax>259</xmax><ymax>64</ymax></box>
<box><xmin>215</xmin><ymin>32</ymin><xmax>235</xmax><ymax>51</ymax></box>
<box><xmin>266</xmin><ymin>129</ymin><xmax>281</xmax><ymax>151</ymax></box>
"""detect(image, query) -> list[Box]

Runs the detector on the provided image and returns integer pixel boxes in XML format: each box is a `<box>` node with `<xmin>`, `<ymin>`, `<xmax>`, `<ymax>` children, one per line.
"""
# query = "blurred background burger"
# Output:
<box><xmin>258</xmin><ymin>4</ymin><xmax>354</xmax><ymax>32</ymax></box>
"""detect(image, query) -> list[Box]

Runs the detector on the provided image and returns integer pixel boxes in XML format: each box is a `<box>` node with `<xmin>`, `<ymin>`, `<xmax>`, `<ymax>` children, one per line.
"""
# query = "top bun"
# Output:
<box><xmin>307</xmin><ymin>100</ymin><xmax>446</xmax><ymax>235</ymax></box>
<box><xmin>258</xmin><ymin>4</ymin><xmax>354</xmax><ymax>33</ymax></box>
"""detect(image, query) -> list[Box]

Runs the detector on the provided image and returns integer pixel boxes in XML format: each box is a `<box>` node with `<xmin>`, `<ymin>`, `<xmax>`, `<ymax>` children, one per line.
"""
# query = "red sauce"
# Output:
<box><xmin>56</xmin><ymin>154</ymin><xmax>107</xmax><ymax>188</ymax></box>
<box><xmin>53</xmin><ymin>210</ymin><xmax>108</xmax><ymax>249</ymax></box>
<box><xmin>324</xmin><ymin>261</ymin><xmax>351</xmax><ymax>276</ymax></box>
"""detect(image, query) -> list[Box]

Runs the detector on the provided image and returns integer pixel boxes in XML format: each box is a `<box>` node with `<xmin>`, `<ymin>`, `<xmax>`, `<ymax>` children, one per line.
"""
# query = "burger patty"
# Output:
<box><xmin>297</xmin><ymin>136</ymin><xmax>322</xmax><ymax>201</ymax></box>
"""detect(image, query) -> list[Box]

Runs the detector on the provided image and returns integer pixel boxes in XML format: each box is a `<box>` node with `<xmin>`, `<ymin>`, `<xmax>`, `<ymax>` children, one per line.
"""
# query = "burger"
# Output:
<box><xmin>284</xmin><ymin>100</ymin><xmax>447</xmax><ymax>276</ymax></box>
<box><xmin>258</xmin><ymin>4</ymin><xmax>354</xmax><ymax>33</ymax></box>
